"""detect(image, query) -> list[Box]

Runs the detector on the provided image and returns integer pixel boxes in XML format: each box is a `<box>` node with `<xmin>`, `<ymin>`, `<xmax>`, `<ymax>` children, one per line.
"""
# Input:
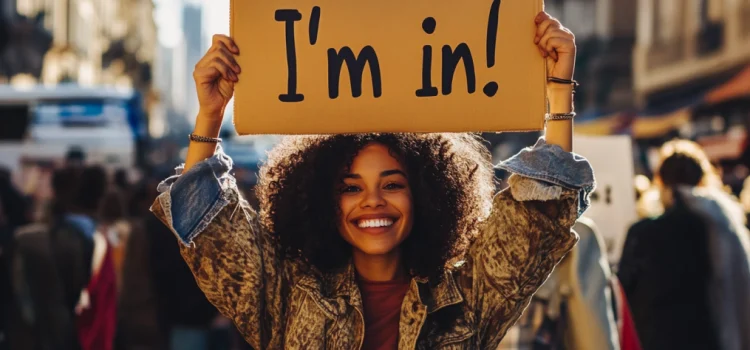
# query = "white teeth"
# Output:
<box><xmin>357</xmin><ymin>218</ymin><xmax>394</xmax><ymax>228</ymax></box>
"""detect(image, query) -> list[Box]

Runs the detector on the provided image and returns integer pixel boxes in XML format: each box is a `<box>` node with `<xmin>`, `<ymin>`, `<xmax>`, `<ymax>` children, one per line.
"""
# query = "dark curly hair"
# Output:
<box><xmin>257</xmin><ymin>133</ymin><xmax>496</xmax><ymax>281</ymax></box>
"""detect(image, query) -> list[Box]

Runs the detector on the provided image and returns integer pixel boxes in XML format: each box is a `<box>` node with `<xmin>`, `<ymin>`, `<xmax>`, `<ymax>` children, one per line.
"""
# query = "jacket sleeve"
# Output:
<box><xmin>458</xmin><ymin>138</ymin><xmax>596</xmax><ymax>349</ymax></box>
<box><xmin>149</xmin><ymin>146</ymin><xmax>286</xmax><ymax>349</ymax></box>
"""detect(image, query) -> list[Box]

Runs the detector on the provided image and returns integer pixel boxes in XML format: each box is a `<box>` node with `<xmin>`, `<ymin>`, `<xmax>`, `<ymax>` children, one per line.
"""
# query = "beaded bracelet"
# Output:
<box><xmin>189</xmin><ymin>133</ymin><xmax>222</xmax><ymax>143</ymax></box>
<box><xmin>545</xmin><ymin>112</ymin><xmax>576</xmax><ymax>121</ymax></box>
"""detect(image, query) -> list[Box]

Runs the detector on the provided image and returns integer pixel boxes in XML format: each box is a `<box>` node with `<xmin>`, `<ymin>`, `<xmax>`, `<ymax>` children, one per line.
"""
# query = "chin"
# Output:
<box><xmin>347</xmin><ymin>230</ymin><xmax>404</xmax><ymax>257</ymax></box>
<box><xmin>353</xmin><ymin>242</ymin><xmax>400</xmax><ymax>256</ymax></box>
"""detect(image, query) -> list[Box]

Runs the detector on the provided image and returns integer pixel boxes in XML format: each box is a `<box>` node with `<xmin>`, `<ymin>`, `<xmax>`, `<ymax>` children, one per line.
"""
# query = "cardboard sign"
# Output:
<box><xmin>230</xmin><ymin>0</ymin><xmax>546</xmax><ymax>134</ymax></box>
<box><xmin>574</xmin><ymin>135</ymin><xmax>638</xmax><ymax>263</ymax></box>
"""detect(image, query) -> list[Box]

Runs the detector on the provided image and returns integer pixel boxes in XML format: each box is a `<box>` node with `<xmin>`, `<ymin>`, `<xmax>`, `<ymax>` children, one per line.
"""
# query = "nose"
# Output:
<box><xmin>360</xmin><ymin>188</ymin><xmax>386</xmax><ymax>209</ymax></box>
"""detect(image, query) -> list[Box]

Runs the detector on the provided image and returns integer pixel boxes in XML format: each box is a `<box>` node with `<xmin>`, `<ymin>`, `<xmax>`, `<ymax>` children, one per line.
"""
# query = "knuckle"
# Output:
<box><xmin>212</xmin><ymin>58</ymin><xmax>226</xmax><ymax>70</ymax></box>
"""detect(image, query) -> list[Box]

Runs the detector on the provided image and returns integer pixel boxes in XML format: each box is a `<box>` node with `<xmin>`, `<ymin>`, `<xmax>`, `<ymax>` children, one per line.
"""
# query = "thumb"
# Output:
<box><xmin>546</xmin><ymin>55</ymin><xmax>556</xmax><ymax>75</ymax></box>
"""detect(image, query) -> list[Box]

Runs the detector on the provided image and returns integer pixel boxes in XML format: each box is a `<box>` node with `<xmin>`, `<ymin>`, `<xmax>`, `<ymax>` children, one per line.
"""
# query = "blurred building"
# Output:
<box><xmin>0</xmin><ymin>0</ymin><xmax>52</xmax><ymax>82</ymax></box>
<box><xmin>632</xmin><ymin>0</ymin><xmax>750</xmax><ymax>185</ymax></box>
<box><xmin>546</xmin><ymin>0</ymin><xmax>637</xmax><ymax>114</ymax></box>
<box><xmin>633</xmin><ymin>0</ymin><xmax>750</xmax><ymax>106</ymax></box>
<box><xmin>485</xmin><ymin>0</ymin><xmax>638</xmax><ymax>167</ymax></box>
<box><xmin>571</xmin><ymin>0</ymin><xmax>750</xmax><ymax>188</ymax></box>
<box><xmin>148</xmin><ymin>0</ymin><xmax>202</xmax><ymax>140</ymax></box>
<box><xmin>4</xmin><ymin>0</ymin><xmax>156</xmax><ymax>93</ymax></box>
<box><xmin>183</xmin><ymin>2</ymin><xmax>202</xmax><ymax>122</ymax></box>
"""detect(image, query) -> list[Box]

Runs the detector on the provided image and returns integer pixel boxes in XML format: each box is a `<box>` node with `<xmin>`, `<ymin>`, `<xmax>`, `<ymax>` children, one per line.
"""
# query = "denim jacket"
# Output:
<box><xmin>150</xmin><ymin>137</ymin><xmax>595</xmax><ymax>349</ymax></box>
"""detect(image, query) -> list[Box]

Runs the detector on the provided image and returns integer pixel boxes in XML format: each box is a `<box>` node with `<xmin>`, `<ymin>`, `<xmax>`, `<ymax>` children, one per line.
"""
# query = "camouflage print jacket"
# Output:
<box><xmin>151</xmin><ymin>138</ymin><xmax>595</xmax><ymax>349</ymax></box>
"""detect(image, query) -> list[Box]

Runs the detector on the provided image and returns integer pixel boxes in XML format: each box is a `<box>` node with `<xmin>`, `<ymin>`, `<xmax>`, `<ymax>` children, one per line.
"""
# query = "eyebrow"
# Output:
<box><xmin>343</xmin><ymin>169</ymin><xmax>407</xmax><ymax>179</ymax></box>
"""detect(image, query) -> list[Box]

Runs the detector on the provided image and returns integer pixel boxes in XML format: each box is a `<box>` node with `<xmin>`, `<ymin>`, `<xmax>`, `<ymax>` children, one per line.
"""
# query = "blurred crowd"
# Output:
<box><xmin>499</xmin><ymin>138</ymin><xmax>750</xmax><ymax>350</ymax></box>
<box><xmin>1</xmin><ymin>137</ymin><xmax>749</xmax><ymax>350</ymax></box>
<box><xmin>0</xmin><ymin>149</ymin><xmax>252</xmax><ymax>350</ymax></box>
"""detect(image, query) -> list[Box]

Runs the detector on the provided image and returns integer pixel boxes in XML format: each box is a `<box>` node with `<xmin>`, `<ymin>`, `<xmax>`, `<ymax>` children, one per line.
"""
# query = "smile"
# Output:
<box><xmin>357</xmin><ymin>218</ymin><xmax>395</xmax><ymax>228</ymax></box>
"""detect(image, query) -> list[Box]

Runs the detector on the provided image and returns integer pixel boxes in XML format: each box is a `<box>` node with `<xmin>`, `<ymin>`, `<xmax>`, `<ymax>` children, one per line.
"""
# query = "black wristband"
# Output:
<box><xmin>547</xmin><ymin>77</ymin><xmax>579</xmax><ymax>88</ymax></box>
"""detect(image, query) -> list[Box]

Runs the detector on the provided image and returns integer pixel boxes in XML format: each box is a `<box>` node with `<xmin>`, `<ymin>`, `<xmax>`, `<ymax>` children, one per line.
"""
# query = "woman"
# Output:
<box><xmin>152</xmin><ymin>12</ymin><xmax>595</xmax><ymax>349</ymax></box>
<box><xmin>618</xmin><ymin>140</ymin><xmax>750</xmax><ymax>350</ymax></box>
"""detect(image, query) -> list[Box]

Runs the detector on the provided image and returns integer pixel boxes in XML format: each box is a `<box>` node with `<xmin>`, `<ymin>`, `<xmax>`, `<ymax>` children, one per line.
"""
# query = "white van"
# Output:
<box><xmin>0</xmin><ymin>84</ymin><xmax>143</xmax><ymax>172</ymax></box>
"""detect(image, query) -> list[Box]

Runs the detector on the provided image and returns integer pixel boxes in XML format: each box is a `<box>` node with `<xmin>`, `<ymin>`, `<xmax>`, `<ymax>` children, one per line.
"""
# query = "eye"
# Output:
<box><xmin>340</xmin><ymin>185</ymin><xmax>361</xmax><ymax>194</ymax></box>
<box><xmin>384</xmin><ymin>182</ymin><xmax>406</xmax><ymax>190</ymax></box>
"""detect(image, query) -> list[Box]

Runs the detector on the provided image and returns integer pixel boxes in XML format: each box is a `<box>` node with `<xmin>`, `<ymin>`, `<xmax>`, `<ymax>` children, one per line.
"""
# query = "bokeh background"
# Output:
<box><xmin>1</xmin><ymin>0</ymin><xmax>750</xmax><ymax>349</ymax></box>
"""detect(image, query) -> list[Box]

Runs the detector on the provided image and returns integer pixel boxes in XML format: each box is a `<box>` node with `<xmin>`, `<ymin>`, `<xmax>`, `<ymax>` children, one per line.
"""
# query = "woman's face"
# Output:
<box><xmin>337</xmin><ymin>143</ymin><xmax>414</xmax><ymax>257</ymax></box>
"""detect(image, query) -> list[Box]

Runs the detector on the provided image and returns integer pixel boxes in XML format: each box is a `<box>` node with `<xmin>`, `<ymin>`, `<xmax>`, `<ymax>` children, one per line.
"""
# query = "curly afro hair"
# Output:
<box><xmin>257</xmin><ymin>133</ymin><xmax>496</xmax><ymax>281</ymax></box>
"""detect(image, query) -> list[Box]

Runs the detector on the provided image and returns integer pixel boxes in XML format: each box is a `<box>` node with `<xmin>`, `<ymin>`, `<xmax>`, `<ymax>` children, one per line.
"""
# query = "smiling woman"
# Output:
<box><xmin>152</xmin><ymin>11</ymin><xmax>596</xmax><ymax>350</ymax></box>
<box><xmin>257</xmin><ymin>134</ymin><xmax>493</xmax><ymax>287</ymax></box>
<box><xmin>337</xmin><ymin>145</ymin><xmax>415</xmax><ymax>265</ymax></box>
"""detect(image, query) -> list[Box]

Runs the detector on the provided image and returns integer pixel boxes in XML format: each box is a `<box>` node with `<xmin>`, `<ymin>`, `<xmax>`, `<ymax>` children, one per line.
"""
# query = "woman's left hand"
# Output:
<box><xmin>534</xmin><ymin>12</ymin><xmax>576</xmax><ymax>81</ymax></box>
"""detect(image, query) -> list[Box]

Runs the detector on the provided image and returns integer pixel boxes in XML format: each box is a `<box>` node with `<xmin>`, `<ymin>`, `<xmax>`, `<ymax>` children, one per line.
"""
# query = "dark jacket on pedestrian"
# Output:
<box><xmin>619</xmin><ymin>187</ymin><xmax>750</xmax><ymax>350</ymax></box>
<box><xmin>8</xmin><ymin>220</ymin><xmax>92</xmax><ymax>350</ymax></box>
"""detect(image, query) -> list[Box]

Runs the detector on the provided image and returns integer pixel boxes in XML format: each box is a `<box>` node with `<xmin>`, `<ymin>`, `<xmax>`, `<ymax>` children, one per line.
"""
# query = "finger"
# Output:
<box><xmin>535</xmin><ymin>11</ymin><xmax>551</xmax><ymax>24</ymax></box>
<box><xmin>209</xmin><ymin>46</ymin><xmax>241</xmax><ymax>74</ymax></box>
<box><xmin>539</xmin><ymin>29</ymin><xmax>573</xmax><ymax>54</ymax></box>
<box><xmin>193</xmin><ymin>66</ymin><xmax>222</xmax><ymax>83</ymax></box>
<box><xmin>542</xmin><ymin>34</ymin><xmax>575</xmax><ymax>53</ymax></box>
<box><xmin>196</xmin><ymin>58</ymin><xmax>236</xmax><ymax>82</ymax></box>
<box><xmin>195</xmin><ymin>46</ymin><xmax>239</xmax><ymax>74</ymax></box>
<box><xmin>535</xmin><ymin>18</ymin><xmax>561</xmax><ymax>44</ymax></box>
<box><xmin>545</xmin><ymin>37</ymin><xmax>573</xmax><ymax>61</ymax></box>
<box><xmin>212</xmin><ymin>34</ymin><xmax>239</xmax><ymax>54</ymax></box>
<box><xmin>208</xmin><ymin>57</ymin><xmax>237</xmax><ymax>81</ymax></box>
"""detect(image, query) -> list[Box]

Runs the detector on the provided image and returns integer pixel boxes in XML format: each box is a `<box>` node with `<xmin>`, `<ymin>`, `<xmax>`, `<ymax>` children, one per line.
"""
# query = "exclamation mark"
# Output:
<box><xmin>483</xmin><ymin>0</ymin><xmax>501</xmax><ymax>97</ymax></box>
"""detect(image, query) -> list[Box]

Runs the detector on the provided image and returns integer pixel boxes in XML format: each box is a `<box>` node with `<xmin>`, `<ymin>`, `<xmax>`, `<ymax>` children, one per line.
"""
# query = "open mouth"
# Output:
<box><xmin>351</xmin><ymin>215</ymin><xmax>400</xmax><ymax>230</ymax></box>
<box><xmin>357</xmin><ymin>218</ymin><xmax>395</xmax><ymax>228</ymax></box>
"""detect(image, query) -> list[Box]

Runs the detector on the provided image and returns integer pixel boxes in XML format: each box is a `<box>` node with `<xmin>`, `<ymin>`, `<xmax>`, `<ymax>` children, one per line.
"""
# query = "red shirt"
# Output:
<box><xmin>357</xmin><ymin>275</ymin><xmax>411</xmax><ymax>350</ymax></box>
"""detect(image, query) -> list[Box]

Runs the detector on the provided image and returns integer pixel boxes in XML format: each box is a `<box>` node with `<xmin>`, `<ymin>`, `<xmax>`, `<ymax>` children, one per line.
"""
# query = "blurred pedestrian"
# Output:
<box><xmin>73</xmin><ymin>167</ymin><xmax>117</xmax><ymax>350</ymax></box>
<box><xmin>115</xmin><ymin>179</ymin><xmax>164</xmax><ymax>350</ymax></box>
<box><xmin>8</xmin><ymin>166</ymin><xmax>93</xmax><ymax>350</ymax></box>
<box><xmin>98</xmin><ymin>190</ymin><xmax>130</xmax><ymax>292</ymax></box>
<box><xmin>618</xmin><ymin>139</ymin><xmax>750</xmax><ymax>350</ymax></box>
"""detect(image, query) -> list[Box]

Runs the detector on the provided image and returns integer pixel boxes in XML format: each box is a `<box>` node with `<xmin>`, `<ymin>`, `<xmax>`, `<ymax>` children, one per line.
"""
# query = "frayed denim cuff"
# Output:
<box><xmin>507</xmin><ymin>175</ymin><xmax>563</xmax><ymax>201</ymax></box>
<box><xmin>497</xmin><ymin>138</ymin><xmax>596</xmax><ymax>217</ymax></box>
<box><xmin>154</xmin><ymin>145</ymin><xmax>235</xmax><ymax>246</ymax></box>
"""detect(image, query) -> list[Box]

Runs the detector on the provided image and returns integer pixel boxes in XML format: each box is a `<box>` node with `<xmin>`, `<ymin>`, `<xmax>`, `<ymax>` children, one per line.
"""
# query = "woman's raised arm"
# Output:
<box><xmin>537</xmin><ymin>12</ymin><xmax>577</xmax><ymax>152</ymax></box>
<box><xmin>453</xmin><ymin>13</ymin><xmax>595</xmax><ymax>349</ymax></box>
<box><xmin>183</xmin><ymin>34</ymin><xmax>240</xmax><ymax>172</ymax></box>
<box><xmin>150</xmin><ymin>35</ymin><xmax>290</xmax><ymax>349</ymax></box>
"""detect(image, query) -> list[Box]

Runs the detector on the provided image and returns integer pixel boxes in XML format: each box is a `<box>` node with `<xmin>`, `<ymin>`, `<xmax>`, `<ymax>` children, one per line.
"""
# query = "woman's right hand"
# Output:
<box><xmin>193</xmin><ymin>34</ymin><xmax>241</xmax><ymax>121</ymax></box>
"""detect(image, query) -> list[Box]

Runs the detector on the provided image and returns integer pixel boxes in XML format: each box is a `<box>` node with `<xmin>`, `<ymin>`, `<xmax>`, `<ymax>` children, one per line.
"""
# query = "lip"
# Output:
<box><xmin>350</xmin><ymin>213</ymin><xmax>400</xmax><ymax>235</ymax></box>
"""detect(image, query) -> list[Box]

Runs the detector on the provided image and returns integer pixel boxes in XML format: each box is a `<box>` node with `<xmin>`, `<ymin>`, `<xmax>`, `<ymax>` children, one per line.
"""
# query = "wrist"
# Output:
<box><xmin>193</xmin><ymin>113</ymin><xmax>222</xmax><ymax>138</ymax></box>
<box><xmin>197</xmin><ymin>108</ymin><xmax>224</xmax><ymax>121</ymax></box>
<box><xmin>547</xmin><ymin>84</ymin><xmax>574</xmax><ymax>114</ymax></box>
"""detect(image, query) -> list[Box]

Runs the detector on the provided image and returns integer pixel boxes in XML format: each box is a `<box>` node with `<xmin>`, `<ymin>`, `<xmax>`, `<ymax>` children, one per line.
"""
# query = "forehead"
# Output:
<box><xmin>349</xmin><ymin>143</ymin><xmax>405</xmax><ymax>172</ymax></box>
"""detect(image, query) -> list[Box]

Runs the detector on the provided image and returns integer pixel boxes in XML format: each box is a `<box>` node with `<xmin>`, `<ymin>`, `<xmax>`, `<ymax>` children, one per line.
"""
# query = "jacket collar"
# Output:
<box><xmin>298</xmin><ymin>261</ymin><xmax>464</xmax><ymax>315</ymax></box>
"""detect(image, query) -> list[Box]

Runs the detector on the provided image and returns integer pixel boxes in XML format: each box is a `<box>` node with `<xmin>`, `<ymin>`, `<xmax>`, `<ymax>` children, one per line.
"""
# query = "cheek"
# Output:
<box><xmin>338</xmin><ymin>196</ymin><xmax>357</xmax><ymax>223</ymax></box>
<box><xmin>389</xmin><ymin>192</ymin><xmax>414</xmax><ymax>225</ymax></box>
